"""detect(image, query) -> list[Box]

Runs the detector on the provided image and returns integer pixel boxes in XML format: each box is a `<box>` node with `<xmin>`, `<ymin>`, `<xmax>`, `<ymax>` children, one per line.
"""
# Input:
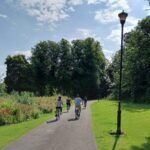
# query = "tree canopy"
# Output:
<box><xmin>4</xmin><ymin>38</ymin><xmax>108</xmax><ymax>99</ymax></box>
<box><xmin>108</xmin><ymin>16</ymin><xmax>150</xmax><ymax>102</ymax></box>
<box><xmin>4</xmin><ymin>17</ymin><xmax>150</xmax><ymax>102</ymax></box>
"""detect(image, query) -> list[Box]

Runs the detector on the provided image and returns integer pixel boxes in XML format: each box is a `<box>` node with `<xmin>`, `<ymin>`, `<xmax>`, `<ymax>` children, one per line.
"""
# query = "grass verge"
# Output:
<box><xmin>0</xmin><ymin>113</ymin><xmax>53</xmax><ymax>150</ymax></box>
<box><xmin>91</xmin><ymin>100</ymin><xmax>150</xmax><ymax>150</ymax></box>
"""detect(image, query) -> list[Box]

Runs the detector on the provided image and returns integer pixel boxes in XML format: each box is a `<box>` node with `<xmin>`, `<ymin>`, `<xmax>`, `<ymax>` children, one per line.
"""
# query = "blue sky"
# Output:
<box><xmin>0</xmin><ymin>0</ymin><xmax>149</xmax><ymax>78</ymax></box>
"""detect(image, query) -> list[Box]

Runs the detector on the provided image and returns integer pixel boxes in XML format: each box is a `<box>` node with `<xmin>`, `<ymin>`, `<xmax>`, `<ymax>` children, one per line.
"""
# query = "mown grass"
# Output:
<box><xmin>91</xmin><ymin>100</ymin><xmax>150</xmax><ymax>150</ymax></box>
<box><xmin>0</xmin><ymin>113</ymin><xmax>53</xmax><ymax>150</ymax></box>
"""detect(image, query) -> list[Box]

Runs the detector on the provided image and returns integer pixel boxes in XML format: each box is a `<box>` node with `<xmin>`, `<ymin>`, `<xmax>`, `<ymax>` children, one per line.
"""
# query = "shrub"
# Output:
<box><xmin>37</xmin><ymin>99</ymin><xmax>53</xmax><ymax>113</ymax></box>
<box><xmin>0</xmin><ymin>95</ymin><xmax>66</xmax><ymax>125</ymax></box>
<box><xmin>15</xmin><ymin>92</ymin><xmax>34</xmax><ymax>105</ymax></box>
<box><xmin>0</xmin><ymin>83</ymin><xmax>6</xmax><ymax>96</ymax></box>
<box><xmin>0</xmin><ymin>108</ymin><xmax>13</xmax><ymax>125</ymax></box>
<box><xmin>31</xmin><ymin>108</ymin><xmax>40</xmax><ymax>119</ymax></box>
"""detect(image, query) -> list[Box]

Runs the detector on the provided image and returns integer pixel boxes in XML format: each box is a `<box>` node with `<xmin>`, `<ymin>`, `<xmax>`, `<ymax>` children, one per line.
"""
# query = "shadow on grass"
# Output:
<box><xmin>130</xmin><ymin>137</ymin><xmax>150</xmax><ymax>150</ymax></box>
<box><xmin>122</xmin><ymin>102</ymin><xmax>150</xmax><ymax>113</ymax></box>
<box><xmin>112</xmin><ymin>135</ymin><xmax>120</xmax><ymax>150</ymax></box>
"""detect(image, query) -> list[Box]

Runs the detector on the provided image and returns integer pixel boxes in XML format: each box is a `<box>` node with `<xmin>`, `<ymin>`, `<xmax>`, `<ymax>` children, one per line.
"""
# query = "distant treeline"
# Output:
<box><xmin>4</xmin><ymin>38</ymin><xmax>108</xmax><ymax>99</ymax></box>
<box><xmin>3</xmin><ymin>16</ymin><xmax>150</xmax><ymax>102</ymax></box>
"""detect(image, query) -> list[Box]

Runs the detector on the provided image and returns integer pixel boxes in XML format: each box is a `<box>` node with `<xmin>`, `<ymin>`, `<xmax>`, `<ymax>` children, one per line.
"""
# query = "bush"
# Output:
<box><xmin>37</xmin><ymin>99</ymin><xmax>53</xmax><ymax>113</ymax></box>
<box><xmin>0</xmin><ymin>83</ymin><xmax>6</xmax><ymax>96</ymax></box>
<box><xmin>0</xmin><ymin>95</ymin><xmax>66</xmax><ymax>125</ymax></box>
<box><xmin>0</xmin><ymin>108</ymin><xmax>13</xmax><ymax>125</ymax></box>
<box><xmin>15</xmin><ymin>92</ymin><xmax>34</xmax><ymax>105</ymax></box>
<box><xmin>31</xmin><ymin>108</ymin><xmax>40</xmax><ymax>119</ymax></box>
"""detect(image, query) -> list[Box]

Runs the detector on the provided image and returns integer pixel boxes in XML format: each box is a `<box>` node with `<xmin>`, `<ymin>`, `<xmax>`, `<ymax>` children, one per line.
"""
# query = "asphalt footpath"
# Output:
<box><xmin>5</xmin><ymin>101</ymin><xmax>97</xmax><ymax>150</ymax></box>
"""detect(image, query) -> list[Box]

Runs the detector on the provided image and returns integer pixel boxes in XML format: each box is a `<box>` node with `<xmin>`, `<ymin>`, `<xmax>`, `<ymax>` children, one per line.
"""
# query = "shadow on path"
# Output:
<box><xmin>46</xmin><ymin>119</ymin><xmax>57</xmax><ymax>124</ymax></box>
<box><xmin>62</xmin><ymin>111</ymin><xmax>68</xmax><ymax>113</ymax></box>
<box><xmin>68</xmin><ymin>118</ymin><xmax>77</xmax><ymax>121</ymax></box>
<box><xmin>112</xmin><ymin>135</ymin><xmax>120</xmax><ymax>150</ymax></box>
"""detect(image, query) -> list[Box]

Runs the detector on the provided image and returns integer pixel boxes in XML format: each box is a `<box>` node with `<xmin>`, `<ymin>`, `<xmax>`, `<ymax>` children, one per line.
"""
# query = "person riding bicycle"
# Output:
<box><xmin>83</xmin><ymin>96</ymin><xmax>87</xmax><ymax>108</ymax></box>
<box><xmin>66</xmin><ymin>99</ymin><xmax>71</xmax><ymax>111</ymax></box>
<box><xmin>56</xmin><ymin>96</ymin><xmax>63</xmax><ymax>114</ymax></box>
<box><xmin>74</xmin><ymin>94</ymin><xmax>82</xmax><ymax>116</ymax></box>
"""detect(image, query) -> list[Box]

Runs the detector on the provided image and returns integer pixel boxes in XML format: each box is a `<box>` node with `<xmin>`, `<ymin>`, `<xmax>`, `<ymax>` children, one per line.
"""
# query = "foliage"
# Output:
<box><xmin>0</xmin><ymin>94</ymin><xmax>65</xmax><ymax>125</ymax></box>
<box><xmin>0</xmin><ymin>83</ymin><xmax>6</xmax><ymax>96</ymax></box>
<box><xmin>108</xmin><ymin>16</ymin><xmax>150</xmax><ymax>102</ymax></box>
<box><xmin>4</xmin><ymin>38</ymin><xmax>108</xmax><ymax>99</ymax></box>
<box><xmin>31</xmin><ymin>41</ymin><xmax>59</xmax><ymax>96</ymax></box>
<box><xmin>71</xmin><ymin>38</ymin><xmax>107</xmax><ymax>98</ymax></box>
<box><xmin>15</xmin><ymin>92</ymin><xmax>34</xmax><ymax>105</ymax></box>
<box><xmin>4</xmin><ymin>55</ymin><xmax>34</xmax><ymax>93</ymax></box>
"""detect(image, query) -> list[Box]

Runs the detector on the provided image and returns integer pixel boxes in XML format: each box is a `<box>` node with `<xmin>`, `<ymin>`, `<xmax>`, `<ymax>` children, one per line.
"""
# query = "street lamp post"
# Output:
<box><xmin>117</xmin><ymin>10</ymin><xmax>128</xmax><ymax>135</ymax></box>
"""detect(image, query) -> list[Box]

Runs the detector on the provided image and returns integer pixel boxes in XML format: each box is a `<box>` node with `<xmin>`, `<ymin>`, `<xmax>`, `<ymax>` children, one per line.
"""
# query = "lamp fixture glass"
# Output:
<box><xmin>118</xmin><ymin>10</ymin><xmax>128</xmax><ymax>24</ymax></box>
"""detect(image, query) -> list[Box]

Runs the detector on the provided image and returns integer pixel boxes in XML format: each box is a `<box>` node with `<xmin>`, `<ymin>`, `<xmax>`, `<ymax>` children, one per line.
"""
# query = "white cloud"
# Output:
<box><xmin>107</xmin><ymin>24</ymin><xmax>137</xmax><ymax>43</ymax></box>
<box><xmin>0</xmin><ymin>13</ymin><xmax>8</xmax><ymax>19</ymax></box>
<box><xmin>107</xmin><ymin>28</ymin><xmax>120</xmax><ymax>43</ymax></box>
<box><xmin>0</xmin><ymin>65</ymin><xmax>6</xmax><ymax>81</ymax></box>
<box><xmin>107</xmin><ymin>0</ymin><xmax>130</xmax><ymax>10</ymax></box>
<box><xmin>20</xmin><ymin>0</ymin><xmax>69</xmax><ymax>24</ymax></box>
<box><xmin>106</xmin><ymin>15</ymin><xmax>140</xmax><ymax>43</ymax></box>
<box><xmin>94</xmin><ymin>0</ymin><xmax>130</xmax><ymax>24</ymax></box>
<box><xmin>77</xmin><ymin>28</ymin><xmax>102</xmax><ymax>42</ymax></box>
<box><xmin>103</xmin><ymin>49</ymin><xmax>114</xmax><ymax>61</ymax></box>
<box><xmin>87</xmin><ymin>0</ymin><xmax>104</xmax><ymax>5</ymax></box>
<box><xmin>10</xmin><ymin>0</ymin><xmax>130</xmax><ymax>26</ymax></box>
<box><xmin>13</xmin><ymin>50</ymin><xmax>32</xmax><ymax>58</ymax></box>
<box><xmin>95</xmin><ymin>9</ymin><xmax>120</xmax><ymax>23</ymax></box>
<box><xmin>127</xmin><ymin>16</ymin><xmax>139</xmax><ymax>27</ymax></box>
<box><xmin>68</xmin><ymin>0</ymin><xmax>83</xmax><ymax>5</ymax></box>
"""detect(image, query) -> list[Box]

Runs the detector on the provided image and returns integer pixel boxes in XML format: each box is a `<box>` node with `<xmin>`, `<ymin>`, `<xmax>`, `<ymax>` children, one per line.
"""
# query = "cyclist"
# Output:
<box><xmin>83</xmin><ymin>96</ymin><xmax>87</xmax><ymax>108</ymax></box>
<box><xmin>66</xmin><ymin>99</ymin><xmax>71</xmax><ymax>112</ymax></box>
<box><xmin>56</xmin><ymin>96</ymin><xmax>63</xmax><ymax>114</ymax></box>
<box><xmin>74</xmin><ymin>94</ymin><xmax>82</xmax><ymax>119</ymax></box>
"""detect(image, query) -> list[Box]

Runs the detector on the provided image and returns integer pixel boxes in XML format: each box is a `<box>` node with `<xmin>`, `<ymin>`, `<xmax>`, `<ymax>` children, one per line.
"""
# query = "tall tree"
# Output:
<box><xmin>109</xmin><ymin>16</ymin><xmax>150</xmax><ymax>102</ymax></box>
<box><xmin>5</xmin><ymin>55</ymin><xmax>32</xmax><ymax>93</ymax></box>
<box><xmin>56</xmin><ymin>39</ymin><xmax>72</xmax><ymax>95</ymax></box>
<box><xmin>71</xmin><ymin>38</ymin><xmax>106</xmax><ymax>98</ymax></box>
<box><xmin>31</xmin><ymin>41</ymin><xmax>59</xmax><ymax>95</ymax></box>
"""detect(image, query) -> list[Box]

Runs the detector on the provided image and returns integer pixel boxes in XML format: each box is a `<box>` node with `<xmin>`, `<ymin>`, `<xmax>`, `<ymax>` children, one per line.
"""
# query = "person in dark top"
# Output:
<box><xmin>83</xmin><ymin>96</ymin><xmax>87</xmax><ymax>108</ymax></box>
<box><xmin>66</xmin><ymin>99</ymin><xmax>71</xmax><ymax>112</ymax></box>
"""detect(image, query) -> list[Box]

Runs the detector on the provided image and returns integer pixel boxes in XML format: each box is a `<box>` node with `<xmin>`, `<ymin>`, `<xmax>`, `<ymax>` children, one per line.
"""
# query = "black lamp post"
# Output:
<box><xmin>117</xmin><ymin>10</ymin><xmax>128</xmax><ymax>135</ymax></box>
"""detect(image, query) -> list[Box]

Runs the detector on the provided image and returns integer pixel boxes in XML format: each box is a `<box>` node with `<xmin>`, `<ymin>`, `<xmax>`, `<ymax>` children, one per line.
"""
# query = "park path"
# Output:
<box><xmin>5</xmin><ymin>101</ymin><xmax>97</xmax><ymax>150</ymax></box>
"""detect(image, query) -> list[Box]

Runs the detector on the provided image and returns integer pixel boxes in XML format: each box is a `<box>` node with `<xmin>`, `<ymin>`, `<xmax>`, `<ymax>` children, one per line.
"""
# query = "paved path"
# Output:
<box><xmin>6</xmin><ymin>101</ymin><xmax>97</xmax><ymax>150</ymax></box>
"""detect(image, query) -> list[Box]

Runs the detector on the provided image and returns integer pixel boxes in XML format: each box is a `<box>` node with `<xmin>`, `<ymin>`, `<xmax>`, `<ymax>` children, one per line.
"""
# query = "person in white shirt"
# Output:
<box><xmin>56</xmin><ymin>96</ymin><xmax>63</xmax><ymax>113</ymax></box>
<box><xmin>74</xmin><ymin>94</ymin><xmax>82</xmax><ymax>113</ymax></box>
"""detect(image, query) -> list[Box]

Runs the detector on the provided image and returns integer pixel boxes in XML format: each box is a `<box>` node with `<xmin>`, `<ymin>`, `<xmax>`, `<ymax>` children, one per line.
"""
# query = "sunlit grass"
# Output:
<box><xmin>0</xmin><ymin>114</ymin><xmax>53</xmax><ymax>150</ymax></box>
<box><xmin>91</xmin><ymin>100</ymin><xmax>150</xmax><ymax>150</ymax></box>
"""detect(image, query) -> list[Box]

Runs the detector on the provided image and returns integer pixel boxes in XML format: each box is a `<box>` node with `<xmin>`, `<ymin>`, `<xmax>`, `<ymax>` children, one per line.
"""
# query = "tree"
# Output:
<box><xmin>56</xmin><ymin>39</ymin><xmax>72</xmax><ymax>95</ymax></box>
<box><xmin>31</xmin><ymin>41</ymin><xmax>59</xmax><ymax>95</ymax></box>
<box><xmin>71</xmin><ymin>38</ymin><xmax>107</xmax><ymax>99</ymax></box>
<box><xmin>5</xmin><ymin>55</ymin><xmax>33</xmax><ymax>93</ymax></box>
<box><xmin>109</xmin><ymin>16</ymin><xmax>150</xmax><ymax>102</ymax></box>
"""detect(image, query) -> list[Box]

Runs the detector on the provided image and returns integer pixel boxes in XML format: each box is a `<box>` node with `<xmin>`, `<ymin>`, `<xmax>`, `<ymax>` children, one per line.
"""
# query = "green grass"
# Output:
<box><xmin>0</xmin><ymin>113</ymin><xmax>53</xmax><ymax>150</ymax></box>
<box><xmin>91</xmin><ymin>100</ymin><xmax>150</xmax><ymax>150</ymax></box>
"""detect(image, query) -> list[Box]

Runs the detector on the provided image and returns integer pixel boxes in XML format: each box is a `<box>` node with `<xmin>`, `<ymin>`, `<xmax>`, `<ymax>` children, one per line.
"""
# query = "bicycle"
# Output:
<box><xmin>55</xmin><ymin>107</ymin><xmax>61</xmax><ymax>120</ymax></box>
<box><xmin>75</xmin><ymin>106</ymin><xmax>81</xmax><ymax>120</ymax></box>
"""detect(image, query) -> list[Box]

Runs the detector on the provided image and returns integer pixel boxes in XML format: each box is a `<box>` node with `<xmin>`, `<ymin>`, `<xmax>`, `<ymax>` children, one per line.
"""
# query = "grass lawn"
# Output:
<box><xmin>0</xmin><ymin>113</ymin><xmax>53</xmax><ymax>150</ymax></box>
<box><xmin>91</xmin><ymin>100</ymin><xmax>150</xmax><ymax>150</ymax></box>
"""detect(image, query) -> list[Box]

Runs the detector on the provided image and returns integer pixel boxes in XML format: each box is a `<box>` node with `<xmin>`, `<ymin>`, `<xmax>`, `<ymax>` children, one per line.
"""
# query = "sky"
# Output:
<box><xmin>0</xmin><ymin>0</ymin><xmax>150</xmax><ymax>78</ymax></box>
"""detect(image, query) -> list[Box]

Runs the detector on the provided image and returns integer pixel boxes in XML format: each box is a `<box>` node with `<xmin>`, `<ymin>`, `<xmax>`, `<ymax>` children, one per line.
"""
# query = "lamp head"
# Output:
<box><xmin>118</xmin><ymin>10</ymin><xmax>128</xmax><ymax>25</ymax></box>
